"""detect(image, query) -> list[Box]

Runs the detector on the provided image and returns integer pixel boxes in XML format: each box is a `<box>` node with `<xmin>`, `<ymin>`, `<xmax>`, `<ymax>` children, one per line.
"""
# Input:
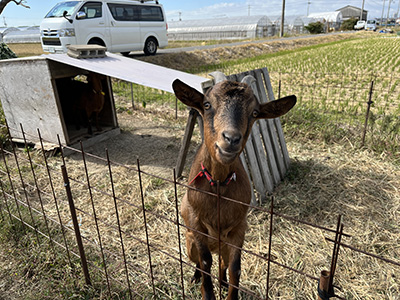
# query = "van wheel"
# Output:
<box><xmin>88</xmin><ymin>38</ymin><xmax>106</xmax><ymax>47</ymax></box>
<box><xmin>120</xmin><ymin>52</ymin><xmax>130</xmax><ymax>56</ymax></box>
<box><xmin>144</xmin><ymin>37</ymin><xmax>157</xmax><ymax>55</ymax></box>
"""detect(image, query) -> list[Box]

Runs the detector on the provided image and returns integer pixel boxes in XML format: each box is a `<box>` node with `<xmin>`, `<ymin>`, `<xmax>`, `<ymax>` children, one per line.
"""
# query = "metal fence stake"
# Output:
<box><xmin>106</xmin><ymin>149</ymin><xmax>132</xmax><ymax>299</ymax></box>
<box><xmin>361</xmin><ymin>80</ymin><xmax>374</xmax><ymax>147</ymax></box>
<box><xmin>61</xmin><ymin>165</ymin><xmax>91</xmax><ymax>286</ymax></box>
<box><xmin>137</xmin><ymin>158</ymin><xmax>156</xmax><ymax>296</ymax></box>
<box><xmin>173</xmin><ymin>169</ymin><xmax>186</xmax><ymax>299</ymax></box>
<box><xmin>131</xmin><ymin>82</ymin><xmax>134</xmax><ymax>109</ymax></box>
<box><xmin>0</xmin><ymin>143</ymin><xmax>25</xmax><ymax>232</ymax></box>
<box><xmin>21</xmin><ymin>124</ymin><xmax>55</xmax><ymax>255</ymax></box>
<box><xmin>217</xmin><ymin>180</ymin><xmax>222</xmax><ymax>299</ymax></box>
<box><xmin>38</xmin><ymin>129</ymin><xmax>73</xmax><ymax>270</ymax></box>
<box><xmin>265</xmin><ymin>196</ymin><xmax>274</xmax><ymax>300</ymax></box>
<box><xmin>83</xmin><ymin>143</ymin><xmax>111</xmax><ymax>297</ymax></box>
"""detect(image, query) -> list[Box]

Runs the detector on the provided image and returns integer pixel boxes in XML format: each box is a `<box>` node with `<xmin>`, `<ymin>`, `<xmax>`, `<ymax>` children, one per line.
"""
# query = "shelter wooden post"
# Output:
<box><xmin>176</xmin><ymin>109</ymin><xmax>199</xmax><ymax>178</ymax></box>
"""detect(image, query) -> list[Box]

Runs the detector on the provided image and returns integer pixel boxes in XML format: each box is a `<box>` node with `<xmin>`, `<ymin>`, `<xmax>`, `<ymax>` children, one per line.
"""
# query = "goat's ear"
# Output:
<box><xmin>257</xmin><ymin>95</ymin><xmax>297</xmax><ymax>119</ymax></box>
<box><xmin>172</xmin><ymin>79</ymin><xmax>204</xmax><ymax>113</ymax></box>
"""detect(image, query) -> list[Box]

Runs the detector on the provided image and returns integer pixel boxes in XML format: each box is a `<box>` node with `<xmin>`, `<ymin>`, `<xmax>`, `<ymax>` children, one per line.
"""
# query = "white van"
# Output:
<box><xmin>40</xmin><ymin>0</ymin><xmax>168</xmax><ymax>55</ymax></box>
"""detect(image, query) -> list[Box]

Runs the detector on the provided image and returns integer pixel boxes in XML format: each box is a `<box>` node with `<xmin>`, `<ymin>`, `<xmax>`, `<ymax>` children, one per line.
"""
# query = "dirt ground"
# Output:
<box><xmin>68</xmin><ymin>100</ymin><xmax>200</xmax><ymax>179</ymax></box>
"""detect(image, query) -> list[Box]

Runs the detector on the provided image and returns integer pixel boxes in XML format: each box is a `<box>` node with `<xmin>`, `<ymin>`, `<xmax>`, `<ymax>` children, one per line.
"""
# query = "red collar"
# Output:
<box><xmin>189</xmin><ymin>162</ymin><xmax>236</xmax><ymax>186</ymax></box>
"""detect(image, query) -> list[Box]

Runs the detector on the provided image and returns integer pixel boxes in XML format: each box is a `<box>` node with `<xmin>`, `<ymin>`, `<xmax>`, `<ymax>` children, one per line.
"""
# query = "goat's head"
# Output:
<box><xmin>173</xmin><ymin>77</ymin><xmax>296</xmax><ymax>165</ymax></box>
<box><xmin>87</xmin><ymin>72</ymin><xmax>105</xmax><ymax>96</ymax></box>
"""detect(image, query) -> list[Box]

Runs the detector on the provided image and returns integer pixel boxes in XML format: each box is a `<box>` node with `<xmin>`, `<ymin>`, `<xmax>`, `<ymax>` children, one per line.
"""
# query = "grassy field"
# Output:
<box><xmin>1</xmin><ymin>33</ymin><xmax>399</xmax><ymax>299</ymax></box>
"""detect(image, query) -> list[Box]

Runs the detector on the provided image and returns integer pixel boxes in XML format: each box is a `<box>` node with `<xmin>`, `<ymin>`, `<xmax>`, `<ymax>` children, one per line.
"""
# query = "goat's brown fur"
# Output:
<box><xmin>173</xmin><ymin>78</ymin><xmax>296</xmax><ymax>300</ymax></box>
<box><xmin>76</xmin><ymin>72</ymin><xmax>106</xmax><ymax>135</ymax></box>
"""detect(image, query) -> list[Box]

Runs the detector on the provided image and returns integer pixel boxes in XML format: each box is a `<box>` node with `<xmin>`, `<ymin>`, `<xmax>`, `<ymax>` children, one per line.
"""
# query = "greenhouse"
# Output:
<box><xmin>0</xmin><ymin>26</ymin><xmax>40</xmax><ymax>43</ymax></box>
<box><xmin>271</xmin><ymin>15</ymin><xmax>305</xmax><ymax>34</ymax></box>
<box><xmin>168</xmin><ymin>15</ymin><xmax>274</xmax><ymax>41</ymax></box>
<box><xmin>307</xmin><ymin>11</ymin><xmax>343</xmax><ymax>30</ymax></box>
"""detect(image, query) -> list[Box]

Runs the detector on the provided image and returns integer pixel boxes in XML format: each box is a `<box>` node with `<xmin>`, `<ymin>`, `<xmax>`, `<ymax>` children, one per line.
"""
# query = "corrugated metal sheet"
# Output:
<box><xmin>43</xmin><ymin>52</ymin><xmax>211</xmax><ymax>93</ymax></box>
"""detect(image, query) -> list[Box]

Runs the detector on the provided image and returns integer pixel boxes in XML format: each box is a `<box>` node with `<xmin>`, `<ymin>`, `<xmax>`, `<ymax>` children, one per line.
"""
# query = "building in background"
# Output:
<box><xmin>337</xmin><ymin>5</ymin><xmax>367</xmax><ymax>21</ymax></box>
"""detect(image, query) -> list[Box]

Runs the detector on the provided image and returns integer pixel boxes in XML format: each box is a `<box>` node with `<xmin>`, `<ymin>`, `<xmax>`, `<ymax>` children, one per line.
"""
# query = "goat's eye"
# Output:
<box><xmin>252</xmin><ymin>110</ymin><xmax>259</xmax><ymax>118</ymax></box>
<box><xmin>204</xmin><ymin>102</ymin><xmax>211</xmax><ymax>110</ymax></box>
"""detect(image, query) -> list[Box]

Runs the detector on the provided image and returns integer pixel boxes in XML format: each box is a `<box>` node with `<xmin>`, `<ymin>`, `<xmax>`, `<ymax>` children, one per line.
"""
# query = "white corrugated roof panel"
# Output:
<box><xmin>43</xmin><ymin>52</ymin><xmax>211</xmax><ymax>93</ymax></box>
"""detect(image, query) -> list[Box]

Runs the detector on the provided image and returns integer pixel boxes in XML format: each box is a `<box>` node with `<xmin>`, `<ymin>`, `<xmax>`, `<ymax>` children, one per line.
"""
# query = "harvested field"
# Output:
<box><xmin>1</xmin><ymin>32</ymin><xmax>399</xmax><ymax>299</ymax></box>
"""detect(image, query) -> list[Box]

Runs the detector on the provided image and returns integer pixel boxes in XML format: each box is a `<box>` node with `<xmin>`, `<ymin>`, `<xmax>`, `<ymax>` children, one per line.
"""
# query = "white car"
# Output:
<box><xmin>365</xmin><ymin>20</ymin><xmax>377</xmax><ymax>31</ymax></box>
<box><xmin>354</xmin><ymin>20</ymin><xmax>366</xmax><ymax>30</ymax></box>
<box><xmin>40</xmin><ymin>0</ymin><xmax>168</xmax><ymax>55</ymax></box>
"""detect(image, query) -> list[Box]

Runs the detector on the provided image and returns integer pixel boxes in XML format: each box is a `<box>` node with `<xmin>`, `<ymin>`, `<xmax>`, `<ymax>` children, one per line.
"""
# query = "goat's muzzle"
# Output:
<box><xmin>215</xmin><ymin>130</ymin><xmax>242</xmax><ymax>164</ymax></box>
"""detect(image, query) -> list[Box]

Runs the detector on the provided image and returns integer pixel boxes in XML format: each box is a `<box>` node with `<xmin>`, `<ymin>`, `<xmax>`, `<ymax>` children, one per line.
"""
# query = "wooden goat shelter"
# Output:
<box><xmin>0</xmin><ymin>52</ymin><xmax>210</xmax><ymax>149</ymax></box>
<box><xmin>0</xmin><ymin>56</ymin><xmax>119</xmax><ymax>148</ymax></box>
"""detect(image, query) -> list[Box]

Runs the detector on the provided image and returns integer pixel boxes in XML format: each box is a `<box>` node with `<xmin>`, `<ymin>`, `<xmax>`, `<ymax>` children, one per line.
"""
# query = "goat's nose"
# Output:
<box><xmin>222</xmin><ymin>130</ymin><xmax>242</xmax><ymax>146</ymax></box>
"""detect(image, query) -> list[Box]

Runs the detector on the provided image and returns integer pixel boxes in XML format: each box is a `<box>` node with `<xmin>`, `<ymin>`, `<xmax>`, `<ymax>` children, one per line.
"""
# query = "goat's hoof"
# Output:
<box><xmin>191</xmin><ymin>275</ymin><xmax>201</xmax><ymax>284</ymax></box>
<box><xmin>191</xmin><ymin>269</ymin><xmax>201</xmax><ymax>284</ymax></box>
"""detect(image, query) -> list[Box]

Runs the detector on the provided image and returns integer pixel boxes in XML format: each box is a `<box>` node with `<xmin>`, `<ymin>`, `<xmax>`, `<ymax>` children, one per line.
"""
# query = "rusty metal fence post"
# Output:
<box><xmin>361</xmin><ymin>80</ymin><xmax>374</xmax><ymax>147</ymax></box>
<box><xmin>61</xmin><ymin>165</ymin><xmax>91</xmax><ymax>286</ymax></box>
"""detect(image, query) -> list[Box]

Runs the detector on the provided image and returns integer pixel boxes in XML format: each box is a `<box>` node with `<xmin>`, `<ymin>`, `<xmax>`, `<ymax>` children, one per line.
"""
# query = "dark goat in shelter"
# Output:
<box><xmin>73</xmin><ymin>72</ymin><xmax>106</xmax><ymax>135</ymax></box>
<box><xmin>58</xmin><ymin>72</ymin><xmax>106</xmax><ymax>135</ymax></box>
<box><xmin>173</xmin><ymin>72</ymin><xmax>296</xmax><ymax>300</ymax></box>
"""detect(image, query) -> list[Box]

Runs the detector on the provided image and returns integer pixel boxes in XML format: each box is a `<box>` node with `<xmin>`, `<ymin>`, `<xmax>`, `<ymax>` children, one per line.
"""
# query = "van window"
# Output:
<box><xmin>79</xmin><ymin>1</ymin><xmax>102</xmax><ymax>19</ymax></box>
<box><xmin>45</xmin><ymin>1</ymin><xmax>80</xmax><ymax>18</ymax></box>
<box><xmin>107</xmin><ymin>4</ymin><xmax>163</xmax><ymax>22</ymax></box>
<box><xmin>139</xmin><ymin>6</ymin><xmax>163</xmax><ymax>21</ymax></box>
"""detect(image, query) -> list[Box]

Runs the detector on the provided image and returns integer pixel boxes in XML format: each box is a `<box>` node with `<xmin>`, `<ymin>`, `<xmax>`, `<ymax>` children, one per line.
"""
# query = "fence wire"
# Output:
<box><xmin>0</xmin><ymin>122</ymin><xmax>399</xmax><ymax>299</ymax></box>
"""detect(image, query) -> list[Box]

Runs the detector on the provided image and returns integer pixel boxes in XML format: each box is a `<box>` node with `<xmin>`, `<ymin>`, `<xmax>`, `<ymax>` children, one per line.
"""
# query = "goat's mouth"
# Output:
<box><xmin>215</xmin><ymin>144</ymin><xmax>239</xmax><ymax>163</ymax></box>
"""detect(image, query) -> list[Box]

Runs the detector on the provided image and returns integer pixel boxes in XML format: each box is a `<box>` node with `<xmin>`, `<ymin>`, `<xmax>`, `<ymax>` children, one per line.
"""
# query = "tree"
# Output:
<box><xmin>0</xmin><ymin>0</ymin><xmax>29</xmax><ymax>16</ymax></box>
<box><xmin>340</xmin><ymin>17</ymin><xmax>358</xmax><ymax>31</ymax></box>
<box><xmin>304</xmin><ymin>21</ymin><xmax>325</xmax><ymax>34</ymax></box>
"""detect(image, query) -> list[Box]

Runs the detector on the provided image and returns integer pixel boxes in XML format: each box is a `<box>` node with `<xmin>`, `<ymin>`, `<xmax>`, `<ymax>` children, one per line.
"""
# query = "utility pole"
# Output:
<box><xmin>360</xmin><ymin>0</ymin><xmax>365</xmax><ymax>20</ymax></box>
<box><xmin>386</xmin><ymin>0</ymin><xmax>393</xmax><ymax>27</ymax></box>
<box><xmin>307</xmin><ymin>1</ymin><xmax>311</xmax><ymax>16</ymax></box>
<box><xmin>248</xmin><ymin>5</ymin><xmax>250</xmax><ymax>16</ymax></box>
<box><xmin>397</xmin><ymin>0</ymin><xmax>400</xmax><ymax>18</ymax></box>
<box><xmin>280</xmin><ymin>0</ymin><xmax>286</xmax><ymax>37</ymax></box>
<box><xmin>3</xmin><ymin>16</ymin><xmax>6</xmax><ymax>27</ymax></box>
<box><xmin>381</xmin><ymin>0</ymin><xmax>386</xmax><ymax>24</ymax></box>
<box><xmin>178</xmin><ymin>11</ymin><xmax>181</xmax><ymax>21</ymax></box>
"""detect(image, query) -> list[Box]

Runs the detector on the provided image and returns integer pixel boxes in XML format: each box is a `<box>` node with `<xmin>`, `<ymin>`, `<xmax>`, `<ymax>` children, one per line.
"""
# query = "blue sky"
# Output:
<box><xmin>0</xmin><ymin>0</ymin><xmax>397</xmax><ymax>27</ymax></box>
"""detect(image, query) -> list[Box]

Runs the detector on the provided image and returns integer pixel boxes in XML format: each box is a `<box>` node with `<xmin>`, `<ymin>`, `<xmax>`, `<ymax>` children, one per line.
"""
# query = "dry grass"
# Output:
<box><xmin>1</xmin><ymin>99</ymin><xmax>398</xmax><ymax>299</ymax></box>
<box><xmin>1</xmin><ymin>32</ymin><xmax>399</xmax><ymax>299</ymax></box>
<box><xmin>7</xmin><ymin>43</ymin><xmax>44</xmax><ymax>57</ymax></box>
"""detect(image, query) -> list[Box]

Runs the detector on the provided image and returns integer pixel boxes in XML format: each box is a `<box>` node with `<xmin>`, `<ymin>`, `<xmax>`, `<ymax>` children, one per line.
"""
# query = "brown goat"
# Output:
<box><xmin>173</xmin><ymin>75</ymin><xmax>296</xmax><ymax>300</ymax></box>
<box><xmin>74</xmin><ymin>72</ymin><xmax>106</xmax><ymax>135</ymax></box>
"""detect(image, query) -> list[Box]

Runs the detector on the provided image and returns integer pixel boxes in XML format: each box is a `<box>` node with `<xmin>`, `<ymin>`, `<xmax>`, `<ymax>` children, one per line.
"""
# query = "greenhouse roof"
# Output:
<box><xmin>168</xmin><ymin>15</ymin><xmax>272</xmax><ymax>29</ymax></box>
<box><xmin>307</xmin><ymin>11</ymin><xmax>343</xmax><ymax>23</ymax></box>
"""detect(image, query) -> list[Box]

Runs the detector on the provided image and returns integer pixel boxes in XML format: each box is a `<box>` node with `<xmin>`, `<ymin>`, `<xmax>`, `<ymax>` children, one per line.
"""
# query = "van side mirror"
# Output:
<box><xmin>63</xmin><ymin>10</ymin><xmax>73</xmax><ymax>23</ymax></box>
<box><xmin>76</xmin><ymin>11</ymin><xmax>87</xmax><ymax>20</ymax></box>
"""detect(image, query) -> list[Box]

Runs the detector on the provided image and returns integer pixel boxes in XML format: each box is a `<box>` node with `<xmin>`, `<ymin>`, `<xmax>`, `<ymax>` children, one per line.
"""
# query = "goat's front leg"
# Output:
<box><xmin>196</xmin><ymin>241</ymin><xmax>215</xmax><ymax>300</ymax></box>
<box><xmin>94</xmin><ymin>111</ymin><xmax>102</xmax><ymax>132</ymax></box>
<box><xmin>227</xmin><ymin>247</ymin><xmax>242</xmax><ymax>300</ymax></box>
<box><xmin>226</xmin><ymin>226</ymin><xmax>246</xmax><ymax>300</ymax></box>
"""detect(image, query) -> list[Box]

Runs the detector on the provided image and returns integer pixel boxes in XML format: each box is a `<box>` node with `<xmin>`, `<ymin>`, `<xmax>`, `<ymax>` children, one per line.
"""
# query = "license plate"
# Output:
<box><xmin>48</xmin><ymin>47</ymin><xmax>55</xmax><ymax>53</ymax></box>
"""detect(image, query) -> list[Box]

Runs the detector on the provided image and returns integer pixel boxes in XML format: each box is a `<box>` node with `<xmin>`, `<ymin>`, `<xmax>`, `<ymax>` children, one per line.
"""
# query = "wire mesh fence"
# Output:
<box><xmin>111</xmin><ymin>69</ymin><xmax>400</xmax><ymax>160</ymax></box>
<box><xmin>0</xmin><ymin>120</ymin><xmax>399</xmax><ymax>299</ymax></box>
